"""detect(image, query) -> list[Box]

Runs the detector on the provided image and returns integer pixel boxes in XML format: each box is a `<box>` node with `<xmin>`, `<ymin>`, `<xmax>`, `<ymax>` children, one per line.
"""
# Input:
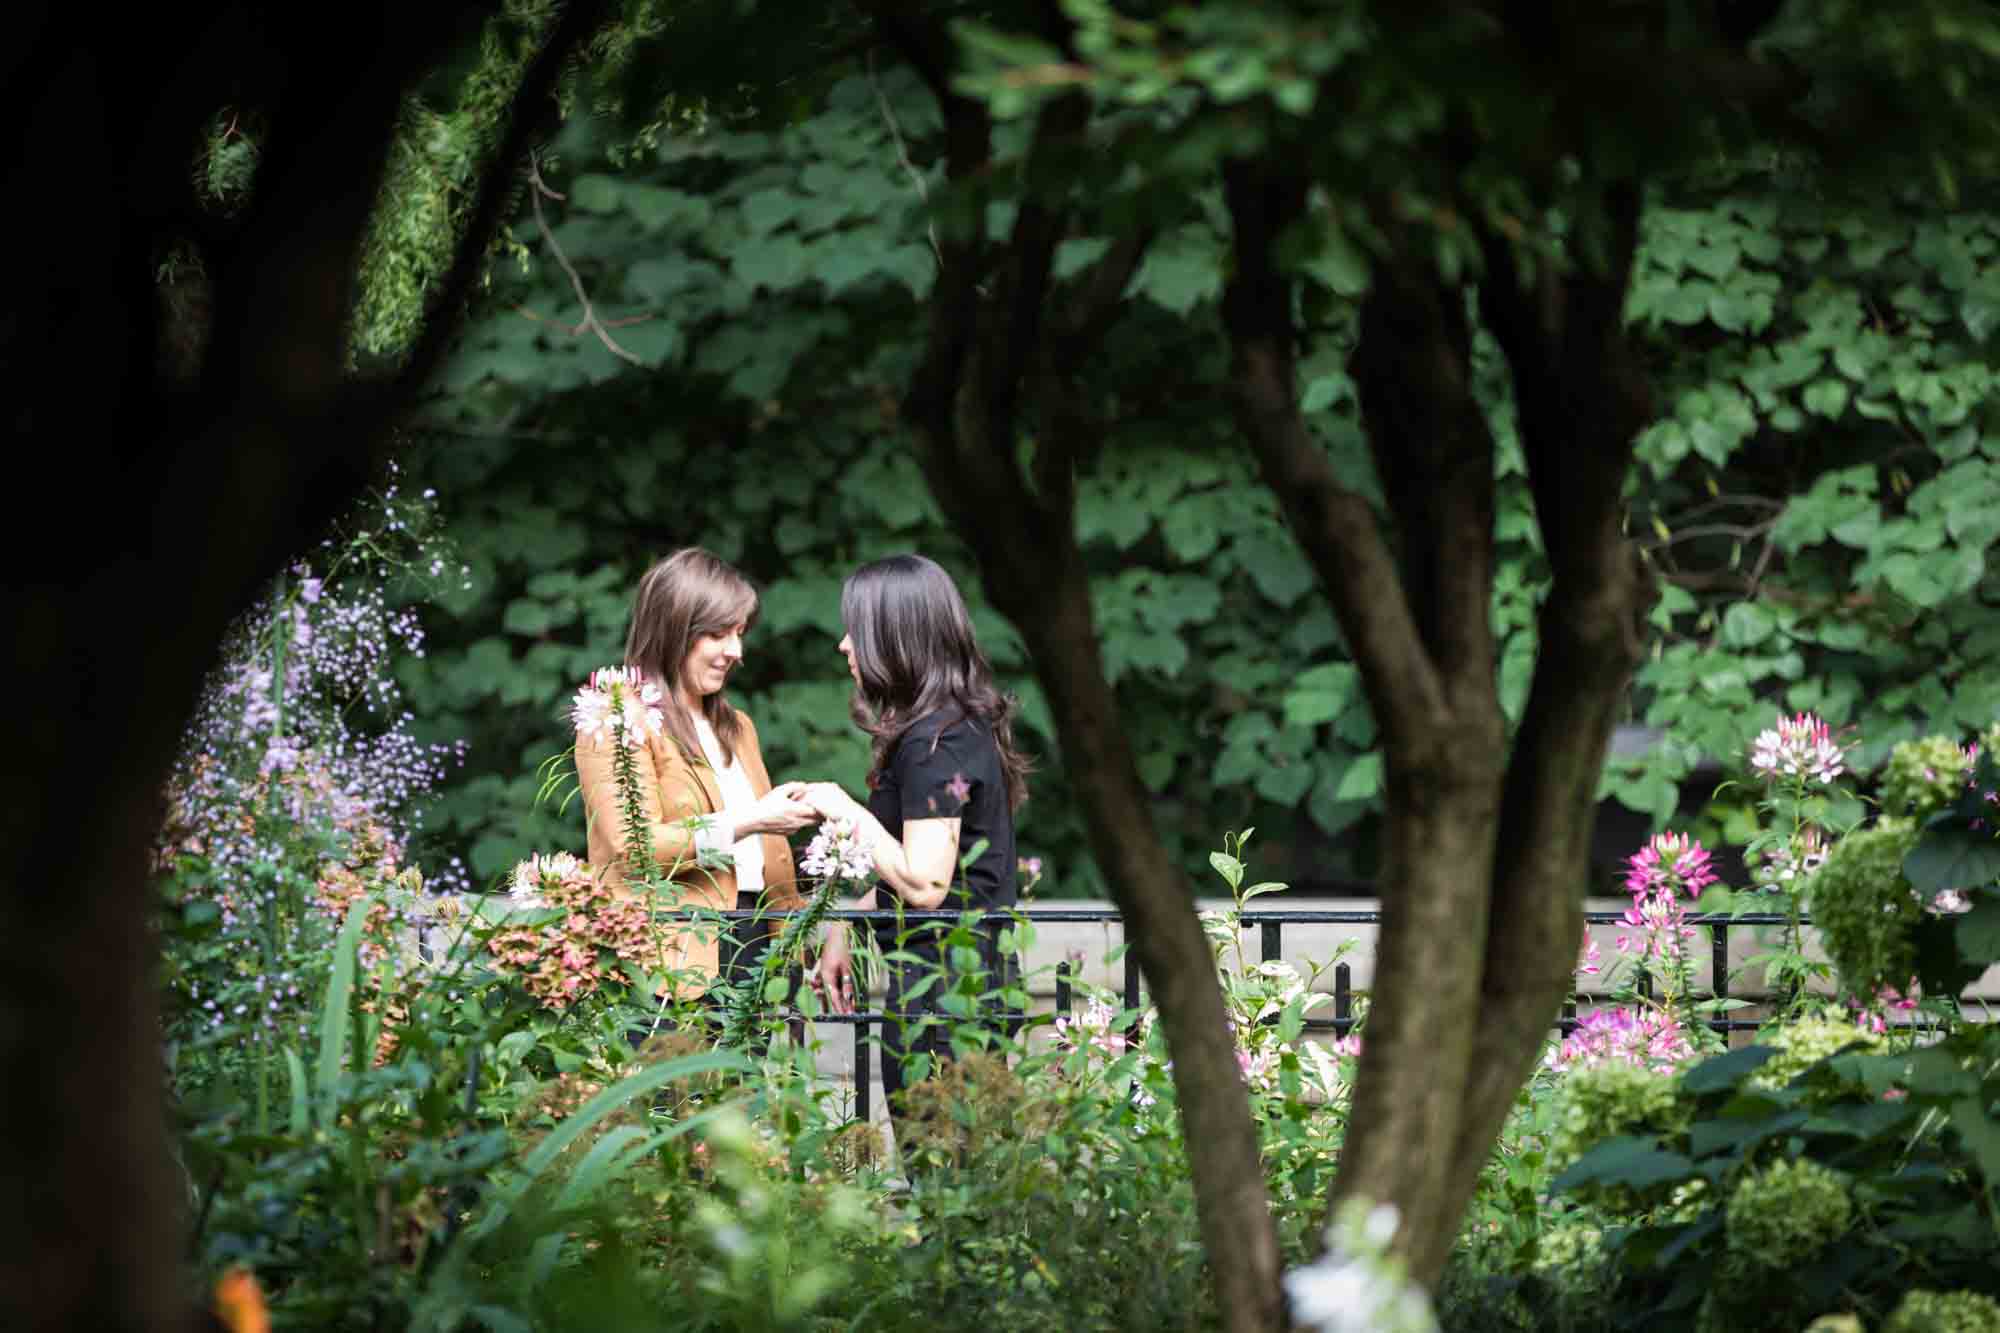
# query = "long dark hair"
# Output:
<box><xmin>842</xmin><ymin>554</ymin><xmax>1031</xmax><ymax>810</ymax></box>
<box><xmin>624</xmin><ymin>548</ymin><xmax>757</xmax><ymax>766</ymax></box>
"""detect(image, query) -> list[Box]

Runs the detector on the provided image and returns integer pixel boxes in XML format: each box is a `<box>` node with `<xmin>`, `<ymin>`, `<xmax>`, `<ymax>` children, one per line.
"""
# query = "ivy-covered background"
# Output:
<box><xmin>366</xmin><ymin>55</ymin><xmax>2000</xmax><ymax>900</ymax></box>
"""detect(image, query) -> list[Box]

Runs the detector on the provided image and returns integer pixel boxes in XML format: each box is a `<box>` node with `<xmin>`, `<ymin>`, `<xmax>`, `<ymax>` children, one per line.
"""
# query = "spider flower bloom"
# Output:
<box><xmin>1750</xmin><ymin>712</ymin><xmax>1845</xmax><ymax>785</ymax></box>
<box><xmin>798</xmin><ymin>818</ymin><xmax>876</xmax><ymax>882</ymax></box>
<box><xmin>1576</xmin><ymin>929</ymin><xmax>1602</xmax><ymax>977</ymax></box>
<box><xmin>1624</xmin><ymin>831</ymin><xmax>1718</xmax><ymax>900</ymax></box>
<box><xmin>1548</xmin><ymin>1006</ymin><xmax>1693</xmax><ymax>1074</ymax></box>
<box><xmin>572</xmin><ymin>666</ymin><xmax>664</xmax><ymax>745</ymax></box>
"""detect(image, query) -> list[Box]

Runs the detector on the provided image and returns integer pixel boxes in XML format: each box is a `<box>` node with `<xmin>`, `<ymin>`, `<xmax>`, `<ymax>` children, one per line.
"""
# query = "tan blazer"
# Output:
<box><xmin>575</xmin><ymin>706</ymin><xmax>801</xmax><ymax>998</ymax></box>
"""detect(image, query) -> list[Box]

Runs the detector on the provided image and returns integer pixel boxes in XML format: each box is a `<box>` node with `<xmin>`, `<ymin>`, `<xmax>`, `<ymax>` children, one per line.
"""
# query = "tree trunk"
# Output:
<box><xmin>972</xmin><ymin>502</ymin><xmax>1287</xmax><ymax>1333</ymax></box>
<box><xmin>1222</xmin><ymin>162</ymin><xmax>1655</xmax><ymax>1285</ymax></box>
<box><xmin>0</xmin><ymin>8</ymin><xmax>602</xmax><ymax>1327</ymax></box>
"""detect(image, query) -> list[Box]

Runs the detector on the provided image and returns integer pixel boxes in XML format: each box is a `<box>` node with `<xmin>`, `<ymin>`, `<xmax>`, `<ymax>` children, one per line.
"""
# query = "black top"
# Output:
<box><xmin>865</xmin><ymin>710</ymin><xmax>1016</xmax><ymax>930</ymax></box>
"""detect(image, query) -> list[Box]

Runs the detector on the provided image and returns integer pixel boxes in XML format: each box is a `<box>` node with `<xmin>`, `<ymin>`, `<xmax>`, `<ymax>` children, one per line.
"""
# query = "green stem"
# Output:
<box><xmin>610</xmin><ymin>711</ymin><xmax>652</xmax><ymax>888</ymax></box>
<box><xmin>719</xmin><ymin>875</ymin><xmax>843</xmax><ymax>1052</ymax></box>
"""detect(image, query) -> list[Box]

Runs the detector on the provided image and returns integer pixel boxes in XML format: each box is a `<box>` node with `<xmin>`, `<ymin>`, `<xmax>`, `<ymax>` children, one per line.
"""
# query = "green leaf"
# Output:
<box><xmin>315</xmin><ymin>896</ymin><xmax>373</xmax><ymax>1114</ymax></box>
<box><xmin>1233</xmin><ymin>534</ymin><xmax>1317</xmax><ymax>607</ymax></box>
<box><xmin>1209</xmin><ymin>851</ymin><xmax>1245</xmax><ymax>892</ymax></box>
<box><xmin>1950</xmin><ymin>1096</ymin><xmax>2000</xmax><ymax>1184</ymax></box>
<box><xmin>1333</xmin><ymin>751</ymin><xmax>1382</xmax><ymax>802</ymax></box>
<box><xmin>1803</xmin><ymin>379</ymin><xmax>1851</xmax><ymax>417</ymax></box>
<box><xmin>465</xmin><ymin>1054</ymin><xmax>749</xmax><ymax>1246</ymax></box>
<box><xmin>284</xmin><ymin>1046</ymin><xmax>310</xmax><ymax>1137</ymax></box>
<box><xmin>1903</xmin><ymin>1045</ymin><xmax>1977</xmax><ymax>1099</ymax></box>
<box><xmin>1721</xmin><ymin>602</ymin><xmax>1775</xmax><ymax>649</ymax></box>
<box><xmin>553</xmin><ymin>1124</ymin><xmax>655</xmax><ymax>1210</ymax></box>
<box><xmin>1282</xmin><ymin>662</ymin><xmax>1358</xmax><ymax>729</ymax></box>
<box><xmin>1904</xmin><ymin>829</ymin><xmax>2000</xmax><ymax>895</ymax></box>
<box><xmin>1689</xmin><ymin>1108</ymin><xmax>1806</xmax><ymax>1159</ymax></box>
<box><xmin>1554</xmin><ymin>1136</ymin><xmax>1695</xmax><ymax>1193</ymax></box>
<box><xmin>1679</xmin><ymin>1044</ymin><xmax>1778</xmax><ymax>1095</ymax></box>
<box><xmin>1956</xmin><ymin>889</ymin><xmax>2000</xmax><ymax>965</ymax></box>
<box><xmin>1256</xmin><ymin>760</ymin><xmax>1314</xmax><ymax>807</ymax></box>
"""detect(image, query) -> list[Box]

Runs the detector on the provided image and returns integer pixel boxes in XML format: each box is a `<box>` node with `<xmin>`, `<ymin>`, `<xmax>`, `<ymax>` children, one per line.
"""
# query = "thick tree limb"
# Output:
<box><xmin>1429</xmin><ymin>189</ymin><xmax>1658</xmax><ymax>1242</ymax></box>
<box><xmin>1220</xmin><ymin>163</ymin><xmax>1450</xmax><ymax>748</ymax></box>
<box><xmin>1352</xmin><ymin>252</ymin><xmax>1500</xmax><ymax>699</ymax></box>
<box><xmin>866</xmin><ymin>18</ymin><xmax>1286</xmax><ymax>1327</ymax></box>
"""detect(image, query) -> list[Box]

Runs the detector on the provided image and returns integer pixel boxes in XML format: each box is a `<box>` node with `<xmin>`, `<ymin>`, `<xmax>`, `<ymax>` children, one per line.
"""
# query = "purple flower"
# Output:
<box><xmin>945</xmin><ymin>771</ymin><xmax>972</xmax><ymax>807</ymax></box>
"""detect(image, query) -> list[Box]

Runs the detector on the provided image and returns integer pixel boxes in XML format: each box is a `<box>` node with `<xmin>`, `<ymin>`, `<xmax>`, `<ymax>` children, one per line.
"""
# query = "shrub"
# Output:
<box><xmin>1884</xmin><ymin>1289</ymin><xmax>2000</xmax><ymax>1333</ymax></box>
<box><xmin>1808</xmin><ymin>818</ymin><xmax>1921</xmax><ymax>997</ymax></box>
<box><xmin>1723</xmin><ymin>1158</ymin><xmax>1852</xmax><ymax>1269</ymax></box>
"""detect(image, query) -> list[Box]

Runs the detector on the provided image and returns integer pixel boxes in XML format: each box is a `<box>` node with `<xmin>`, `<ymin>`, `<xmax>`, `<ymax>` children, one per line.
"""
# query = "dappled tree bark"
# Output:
<box><xmin>0</xmin><ymin>6</ymin><xmax>604</xmax><ymax>1329</ymax></box>
<box><xmin>862</xmin><ymin>6</ymin><xmax>1285</xmax><ymax>1329</ymax></box>
<box><xmin>1220</xmin><ymin>158</ymin><xmax>1656</xmax><ymax>1282</ymax></box>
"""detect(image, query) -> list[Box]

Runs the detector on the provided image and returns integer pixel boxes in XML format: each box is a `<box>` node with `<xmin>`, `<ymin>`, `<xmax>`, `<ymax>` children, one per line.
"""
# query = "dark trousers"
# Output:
<box><xmin>875</xmin><ymin>921</ymin><xmax>1018</xmax><ymax>1143</ymax></box>
<box><xmin>720</xmin><ymin>890</ymin><xmax>804</xmax><ymax>1051</ymax></box>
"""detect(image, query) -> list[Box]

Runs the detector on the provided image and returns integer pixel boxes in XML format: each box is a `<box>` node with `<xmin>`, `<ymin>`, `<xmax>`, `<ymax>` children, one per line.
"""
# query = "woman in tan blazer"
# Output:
<box><xmin>575</xmin><ymin>548</ymin><xmax>817</xmax><ymax>1013</ymax></box>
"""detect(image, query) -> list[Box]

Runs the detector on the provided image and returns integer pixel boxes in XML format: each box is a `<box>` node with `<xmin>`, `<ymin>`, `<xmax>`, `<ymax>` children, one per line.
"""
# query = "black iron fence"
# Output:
<box><xmin>713</xmin><ymin>905</ymin><xmax>1811</xmax><ymax>1122</ymax></box>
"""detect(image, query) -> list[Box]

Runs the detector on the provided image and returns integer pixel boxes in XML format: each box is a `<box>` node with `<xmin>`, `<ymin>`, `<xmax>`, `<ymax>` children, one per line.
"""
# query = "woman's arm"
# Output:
<box><xmin>800</xmin><ymin>784</ymin><xmax>958</xmax><ymax>909</ymax></box>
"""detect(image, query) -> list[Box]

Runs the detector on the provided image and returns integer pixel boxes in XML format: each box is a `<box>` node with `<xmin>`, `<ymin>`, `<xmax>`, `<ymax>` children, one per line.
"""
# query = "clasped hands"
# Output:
<box><xmin>731</xmin><ymin>779</ymin><xmax>857</xmax><ymax>836</ymax></box>
<box><xmin>747</xmin><ymin>780</ymin><xmax>866</xmax><ymax>835</ymax></box>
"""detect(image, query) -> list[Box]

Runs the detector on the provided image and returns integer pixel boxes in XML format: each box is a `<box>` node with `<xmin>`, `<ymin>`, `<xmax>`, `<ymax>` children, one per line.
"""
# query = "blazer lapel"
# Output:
<box><xmin>654</xmin><ymin>731</ymin><xmax>725</xmax><ymax>818</ymax></box>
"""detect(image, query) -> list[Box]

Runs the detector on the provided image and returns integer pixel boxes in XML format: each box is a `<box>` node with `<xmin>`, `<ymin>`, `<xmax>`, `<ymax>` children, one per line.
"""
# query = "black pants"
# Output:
<box><xmin>720</xmin><ymin>890</ymin><xmax>804</xmax><ymax>1051</ymax></box>
<box><xmin>875</xmin><ymin>921</ymin><xmax>1017</xmax><ymax>1142</ymax></box>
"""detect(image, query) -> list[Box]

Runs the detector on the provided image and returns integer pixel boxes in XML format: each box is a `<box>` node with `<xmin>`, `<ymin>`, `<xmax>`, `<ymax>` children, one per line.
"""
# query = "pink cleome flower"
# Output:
<box><xmin>1749</xmin><ymin>712</ymin><xmax>1845</xmax><ymax>786</ymax></box>
<box><xmin>1624</xmin><ymin>831</ymin><xmax>1718</xmax><ymax>901</ymax></box>
<box><xmin>1548</xmin><ymin>1006</ymin><xmax>1694</xmax><ymax>1074</ymax></box>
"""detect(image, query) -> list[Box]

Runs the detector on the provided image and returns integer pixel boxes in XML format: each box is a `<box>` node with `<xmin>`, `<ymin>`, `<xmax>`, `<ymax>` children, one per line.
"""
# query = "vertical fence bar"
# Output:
<box><xmin>1260</xmin><ymin>920</ymin><xmax>1283</xmax><ymax>965</ymax></box>
<box><xmin>1124</xmin><ymin>949</ymin><xmax>1140</xmax><ymax>1011</ymax></box>
<box><xmin>1711</xmin><ymin>921</ymin><xmax>1730</xmax><ymax>1036</ymax></box>
<box><xmin>1561</xmin><ymin>995</ymin><xmax>1577</xmax><ymax>1035</ymax></box>
<box><xmin>855</xmin><ymin>1020</ymin><xmax>870</xmax><ymax>1124</ymax></box>
<box><xmin>1637</xmin><ymin>969</ymin><xmax>1654</xmax><ymax>1002</ymax></box>
<box><xmin>1055</xmin><ymin>959</ymin><xmax>1073</xmax><ymax>1017</ymax></box>
<box><xmin>1334</xmin><ymin>963</ymin><xmax>1351</xmax><ymax>1035</ymax></box>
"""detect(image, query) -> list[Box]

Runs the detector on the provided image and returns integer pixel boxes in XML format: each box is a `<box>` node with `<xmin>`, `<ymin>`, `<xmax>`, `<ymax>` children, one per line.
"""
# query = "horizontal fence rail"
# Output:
<box><xmin>668</xmin><ymin>905</ymin><xmax>1817</xmax><ymax>1123</ymax></box>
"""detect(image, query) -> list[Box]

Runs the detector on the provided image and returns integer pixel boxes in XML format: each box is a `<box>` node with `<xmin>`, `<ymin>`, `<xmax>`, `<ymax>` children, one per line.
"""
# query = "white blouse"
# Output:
<box><xmin>689</xmin><ymin>715</ymin><xmax>766</xmax><ymax>895</ymax></box>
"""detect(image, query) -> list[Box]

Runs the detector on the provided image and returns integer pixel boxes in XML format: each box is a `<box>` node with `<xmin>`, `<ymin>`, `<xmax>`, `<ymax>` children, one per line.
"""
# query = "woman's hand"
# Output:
<box><xmin>799</xmin><ymin>781</ymin><xmax>864</xmax><ymax>823</ymax></box>
<box><xmin>735</xmin><ymin>785</ymin><xmax>819</xmax><ymax>837</ymax></box>
<box><xmin>814</xmin><ymin>926</ymin><xmax>857</xmax><ymax>1014</ymax></box>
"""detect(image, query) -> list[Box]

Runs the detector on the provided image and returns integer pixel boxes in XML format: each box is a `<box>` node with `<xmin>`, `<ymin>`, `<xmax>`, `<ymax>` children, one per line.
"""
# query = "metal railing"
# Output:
<box><xmin>710</xmin><ymin>905</ymin><xmax>1812</xmax><ymax>1122</ymax></box>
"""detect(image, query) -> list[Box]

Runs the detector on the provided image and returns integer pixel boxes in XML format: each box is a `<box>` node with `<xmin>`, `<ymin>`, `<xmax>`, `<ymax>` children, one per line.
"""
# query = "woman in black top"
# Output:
<box><xmin>801</xmin><ymin>554</ymin><xmax>1031</xmax><ymax>1136</ymax></box>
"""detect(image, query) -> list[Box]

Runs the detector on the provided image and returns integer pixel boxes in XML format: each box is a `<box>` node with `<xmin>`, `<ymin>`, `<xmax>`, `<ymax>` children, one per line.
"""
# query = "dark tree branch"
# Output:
<box><xmin>1221</xmin><ymin>160</ymin><xmax>1448</xmax><ymax>745</ymax></box>
<box><xmin>990</xmin><ymin>91</ymin><xmax>1089</xmax><ymax>443</ymax></box>
<box><xmin>1351</xmin><ymin>248</ymin><xmax>1500</xmax><ymax>698</ymax></box>
<box><xmin>1056</xmin><ymin>225</ymin><xmax>1155</xmax><ymax>363</ymax></box>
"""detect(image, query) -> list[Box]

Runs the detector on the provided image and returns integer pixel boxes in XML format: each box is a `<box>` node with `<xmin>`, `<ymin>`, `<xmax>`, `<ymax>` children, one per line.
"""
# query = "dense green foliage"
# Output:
<box><xmin>396</xmin><ymin>102</ymin><xmax>2000</xmax><ymax>892</ymax></box>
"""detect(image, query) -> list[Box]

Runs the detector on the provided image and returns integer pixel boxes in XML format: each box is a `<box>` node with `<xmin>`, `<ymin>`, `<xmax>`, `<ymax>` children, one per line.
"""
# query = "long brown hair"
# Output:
<box><xmin>842</xmin><ymin>554</ymin><xmax>1032</xmax><ymax>810</ymax></box>
<box><xmin>624</xmin><ymin>548</ymin><xmax>758</xmax><ymax>766</ymax></box>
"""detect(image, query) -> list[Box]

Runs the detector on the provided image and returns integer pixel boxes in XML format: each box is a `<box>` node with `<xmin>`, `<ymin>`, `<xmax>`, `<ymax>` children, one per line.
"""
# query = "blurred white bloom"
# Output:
<box><xmin>1283</xmin><ymin>1201</ymin><xmax>1438</xmax><ymax>1333</ymax></box>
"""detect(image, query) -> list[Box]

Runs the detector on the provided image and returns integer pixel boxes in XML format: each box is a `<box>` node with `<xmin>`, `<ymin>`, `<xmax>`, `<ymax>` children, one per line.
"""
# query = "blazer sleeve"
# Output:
<box><xmin>575</xmin><ymin>726</ymin><xmax>709</xmax><ymax>882</ymax></box>
<box><xmin>735</xmin><ymin>711</ymin><xmax>807</xmax><ymax>913</ymax></box>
